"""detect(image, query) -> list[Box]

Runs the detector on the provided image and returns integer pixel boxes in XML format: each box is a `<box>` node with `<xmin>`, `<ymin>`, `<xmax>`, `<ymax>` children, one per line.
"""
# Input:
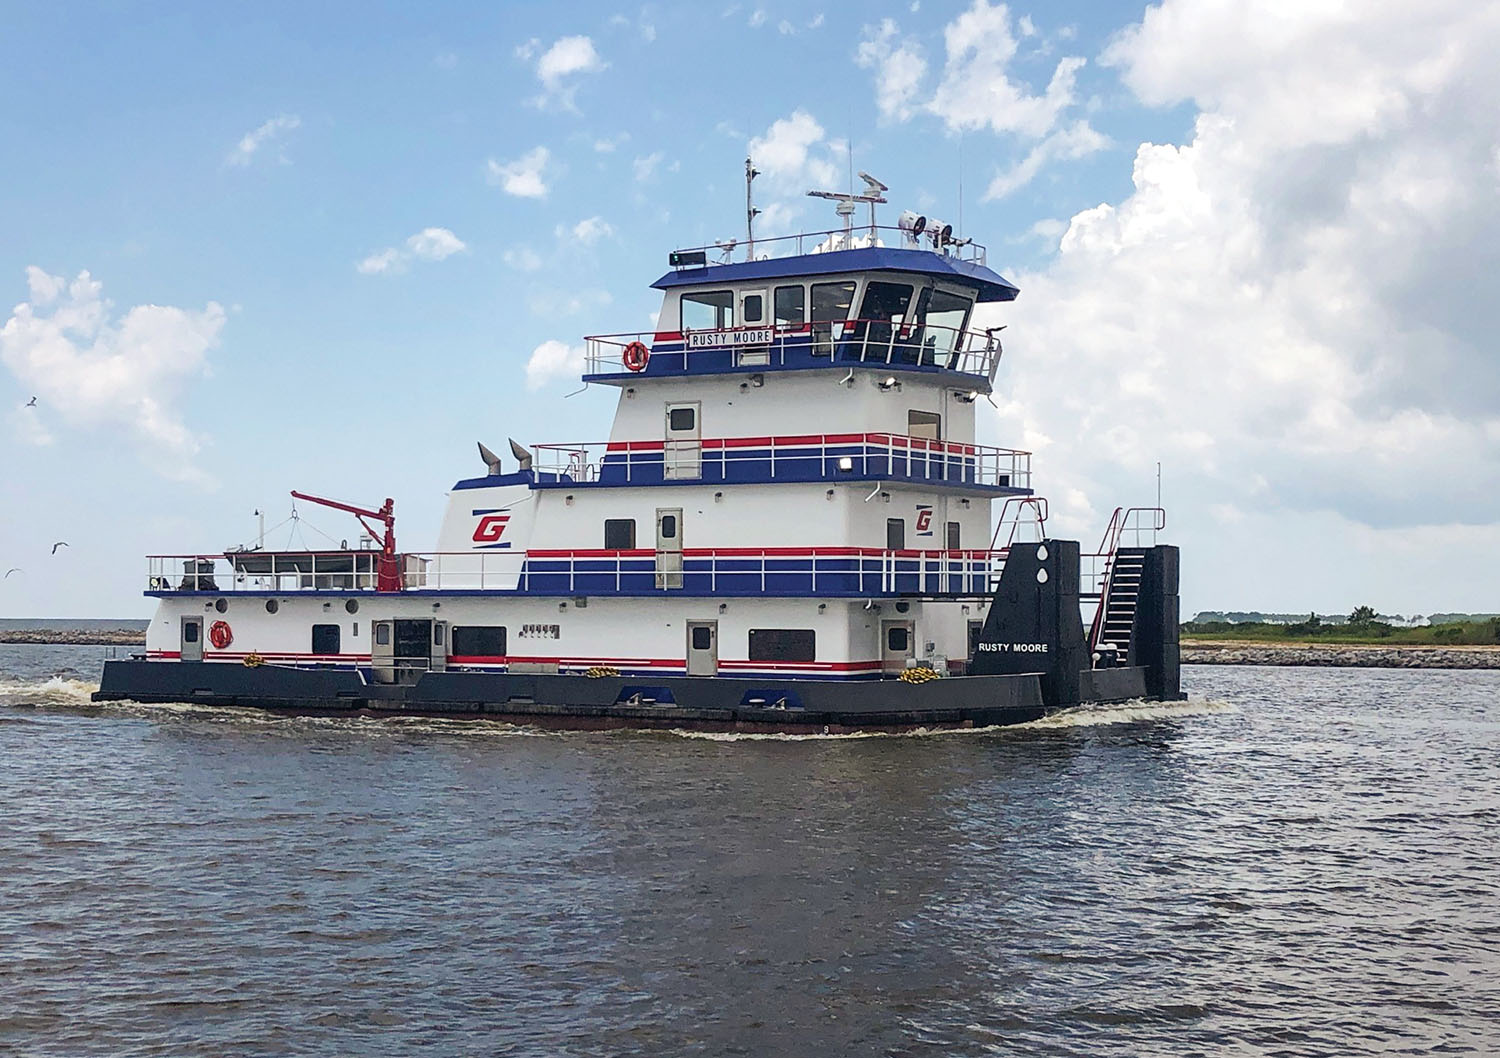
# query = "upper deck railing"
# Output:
<box><xmin>529</xmin><ymin>432</ymin><xmax>1031</xmax><ymax>492</ymax></box>
<box><xmin>584</xmin><ymin>317</ymin><xmax>1005</xmax><ymax>381</ymax></box>
<box><xmin>670</xmin><ymin>227</ymin><xmax>988</xmax><ymax>267</ymax></box>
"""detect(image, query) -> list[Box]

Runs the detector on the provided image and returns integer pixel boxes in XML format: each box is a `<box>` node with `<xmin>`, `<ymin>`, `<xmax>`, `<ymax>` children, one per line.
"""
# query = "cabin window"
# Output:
<box><xmin>691</xmin><ymin>626</ymin><xmax>713</xmax><ymax>650</ymax></box>
<box><xmin>749</xmin><ymin>629</ymin><xmax>815</xmax><ymax>662</ymax></box>
<box><xmin>659</xmin><ymin>514</ymin><xmax>678</xmax><ymax>539</ymax></box>
<box><xmin>947</xmin><ymin>521</ymin><xmax>961</xmax><ymax>550</ymax></box>
<box><xmin>668</xmin><ymin>406</ymin><xmax>696</xmax><ymax>432</ymax></box>
<box><xmin>183</xmin><ymin>622</ymin><xmax>199</xmax><ymax>643</ymax></box>
<box><xmin>858</xmin><ymin>282</ymin><xmax>919</xmax><ymax>361</ymax></box>
<box><xmin>810</xmin><ymin>281</ymin><xmax>856</xmax><ymax>355</ymax></box>
<box><xmin>908</xmin><ymin>410</ymin><xmax>941</xmax><ymax>440</ymax></box>
<box><xmin>743</xmin><ymin>293</ymin><xmax>764</xmax><ymax>324</ymax></box>
<box><xmin>375</xmin><ymin>623</ymin><xmax>390</xmax><ymax>646</ymax></box>
<box><xmin>774</xmin><ymin>285</ymin><xmax>805</xmax><ymax>327</ymax></box>
<box><xmin>918</xmin><ymin>288</ymin><xmax>974</xmax><ymax>366</ymax></box>
<box><xmin>887</xmin><ymin>626</ymin><xmax>910</xmax><ymax>652</ymax></box>
<box><xmin>604</xmin><ymin>518</ymin><xmax>636</xmax><ymax>550</ymax></box>
<box><xmin>887</xmin><ymin>518</ymin><xmax>906</xmax><ymax>551</ymax></box>
<box><xmin>453</xmin><ymin>626</ymin><xmax>506</xmax><ymax>657</ymax></box>
<box><xmin>681</xmin><ymin>290</ymin><xmax>735</xmax><ymax>331</ymax></box>
<box><xmin>312</xmin><ymin>624</ymin><xmax>341</xmax><ymax>654</ymax></box>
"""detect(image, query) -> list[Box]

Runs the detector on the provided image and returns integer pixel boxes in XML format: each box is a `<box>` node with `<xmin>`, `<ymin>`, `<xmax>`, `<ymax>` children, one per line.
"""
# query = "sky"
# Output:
<box><xmin>2</xmin><ymin>0</ymin><xmax>1498</xmax><ymax>619</ymax></box>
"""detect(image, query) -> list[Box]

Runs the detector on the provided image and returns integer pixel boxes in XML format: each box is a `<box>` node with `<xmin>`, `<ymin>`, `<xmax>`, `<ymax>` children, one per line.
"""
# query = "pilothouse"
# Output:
<box><xmin>96</xmin><ymin>165</ymin><xmax>1183</xmax><ymax>732</ymax></box>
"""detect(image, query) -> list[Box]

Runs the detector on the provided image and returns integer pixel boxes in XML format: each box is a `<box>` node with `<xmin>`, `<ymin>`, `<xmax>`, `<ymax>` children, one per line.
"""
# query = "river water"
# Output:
<box><xmin>1</xmin><ymin>644</ymin><xmax>1496</xmax><ymax>1056</ymax></box>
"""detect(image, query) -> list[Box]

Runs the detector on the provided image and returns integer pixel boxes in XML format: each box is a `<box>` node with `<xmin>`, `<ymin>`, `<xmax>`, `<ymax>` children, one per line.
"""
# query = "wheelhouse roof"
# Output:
<box><xmin>650</xmin><ymin>246</ymin><xmax>1020</xmax><ymax>303</ymax></box>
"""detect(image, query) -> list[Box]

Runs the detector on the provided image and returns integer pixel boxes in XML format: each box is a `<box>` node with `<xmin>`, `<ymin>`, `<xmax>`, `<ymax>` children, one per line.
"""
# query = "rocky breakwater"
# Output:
<box><xmin>1</xmin><ymin>629</ymin><xmax>146</xmax><ymax>647</ymax></box>
<box><xmin>1182</xmin><ymin>640</ymin><xmax>1500</xmax><ymax>669</ymax></box>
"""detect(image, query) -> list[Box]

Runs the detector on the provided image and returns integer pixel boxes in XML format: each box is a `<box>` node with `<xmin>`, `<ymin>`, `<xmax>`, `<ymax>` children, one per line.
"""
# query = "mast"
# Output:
<box><xmin>744</xmin><ymin>157</ymin><xmax>760</xmax><ymax>262</ymax></box>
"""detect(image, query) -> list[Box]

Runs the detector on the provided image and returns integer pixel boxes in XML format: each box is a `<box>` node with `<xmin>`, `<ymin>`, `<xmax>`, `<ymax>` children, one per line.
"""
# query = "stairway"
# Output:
<box><xmin>1095</xmin><ymin>548</ymin><xmax>1147</xmax><ymax>660</ymax></box>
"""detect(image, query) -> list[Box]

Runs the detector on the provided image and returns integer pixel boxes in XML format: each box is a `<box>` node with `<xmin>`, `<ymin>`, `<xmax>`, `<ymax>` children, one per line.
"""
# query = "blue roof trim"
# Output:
<box><xmin>451</xmin><ymin>470</ymin><xmax>534</xmax><ymax>491</ymax></box>
<box><xmin>651</xmin><ymin>247</ymin><xmax>1020</xmax><ymax>303</ymax></box>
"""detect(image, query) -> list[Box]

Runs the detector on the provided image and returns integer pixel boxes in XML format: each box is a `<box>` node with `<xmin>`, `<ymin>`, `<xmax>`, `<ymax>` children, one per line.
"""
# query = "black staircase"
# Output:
<box><xmin>1095</xmin><ymin>547</ymin><xmax>1147</xmax><ymax>659</ymax></box>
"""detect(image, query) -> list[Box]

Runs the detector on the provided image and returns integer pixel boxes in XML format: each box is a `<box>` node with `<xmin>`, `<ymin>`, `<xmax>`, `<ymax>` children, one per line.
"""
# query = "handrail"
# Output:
<box><xmin>1086</xmin><ymin>507</ymin><xmax>1168</xmax><ymax>651</ymax></box>
<box><xmin>667</xmin><ymin>226</ymin><xmax>988</xmax><ymax>266</ymax></box>
<box><xmin>583</xmin><ymin>316</ymin><xmax>1005</xmax><ymax>380</ymax></box>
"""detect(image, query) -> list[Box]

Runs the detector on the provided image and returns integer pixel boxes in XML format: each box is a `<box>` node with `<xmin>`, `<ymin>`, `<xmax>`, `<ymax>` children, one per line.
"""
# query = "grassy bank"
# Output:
<box><xmin>1181</xmin><ymin>618</ymin><xmax>1500</xmax><ymax>647</ymax></box>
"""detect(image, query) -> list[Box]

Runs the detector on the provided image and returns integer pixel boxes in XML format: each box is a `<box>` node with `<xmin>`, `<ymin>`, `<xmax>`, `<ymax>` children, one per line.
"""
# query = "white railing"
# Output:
<box><xmin>584</xmin><ymin>317</ymin><xmax>1005</xmax><ymax>380</ymax></box>
<box><xmin>670</xmin><ymin>226</ymin><xmax>988</xmax><ymax>266</ymax></box>
<box><xmin>531</xmin><ymin>433</ymin><xmax>1031</xmax><ymax>491</ymax></box>
<box><xmin>146</xmin><ymin>548</ymin><xmax>1011</xmax><ymax>598</ymax></box>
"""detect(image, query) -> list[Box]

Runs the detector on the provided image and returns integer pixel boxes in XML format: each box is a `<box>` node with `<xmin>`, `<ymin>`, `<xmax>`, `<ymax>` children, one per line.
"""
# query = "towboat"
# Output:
<box><xmin>95</xmin><ymin>171</ymin><xmax>1181</xmax><ymax>732</ymax></box>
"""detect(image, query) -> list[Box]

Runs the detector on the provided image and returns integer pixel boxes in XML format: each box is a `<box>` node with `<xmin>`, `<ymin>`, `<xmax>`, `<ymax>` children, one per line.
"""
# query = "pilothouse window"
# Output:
<box><xmin>810</xmin><ymin>281</ymin><xmax>855</xmax><ymax>355</ymax></box>
<box><xmin>774</xmin><ymin>285</ymin><xmax>805</xmax><ymax>327</ymax></box>
<box><xmin>918</xmin><ymin>288</ymin><xmax>974</xmax><ymax>366</ymax></box>
<box><xmin>681</xmin><ymin>290</ymin><xmax>735</xmax><ymax>331</ymax></box>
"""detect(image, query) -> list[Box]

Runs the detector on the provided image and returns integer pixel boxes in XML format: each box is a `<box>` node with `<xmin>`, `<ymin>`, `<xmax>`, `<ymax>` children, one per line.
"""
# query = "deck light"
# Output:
<box><xmin>878</xmin><ymin>376</ymin><xmax>900</xmax><ymax>392</ymax></box>
<box><xmin>837</xmin><ymin>456</ymin><xmax>854</xmax><ymax>472</ymax></box>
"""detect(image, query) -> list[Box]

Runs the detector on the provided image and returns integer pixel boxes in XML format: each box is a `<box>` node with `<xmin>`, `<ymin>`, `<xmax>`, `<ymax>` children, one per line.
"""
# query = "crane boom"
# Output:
<box><xmin>290</xmin><ymin>490</ymin><xmax>402</xmax><ymax>592</ymax></box>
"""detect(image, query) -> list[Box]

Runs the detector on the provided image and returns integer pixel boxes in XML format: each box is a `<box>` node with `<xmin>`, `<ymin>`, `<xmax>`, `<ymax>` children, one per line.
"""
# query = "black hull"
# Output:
<box><xmin>91</xmin><ymin>660</ymin><xmax>1156</xmax><ymax>733</ymax></box>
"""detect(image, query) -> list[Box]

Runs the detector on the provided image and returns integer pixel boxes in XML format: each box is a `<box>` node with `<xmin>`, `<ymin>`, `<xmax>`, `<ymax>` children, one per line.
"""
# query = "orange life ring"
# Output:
<box><xmin>209</xmin><ymin>620</ymin><xmax>233</xmax><ymax>650</ymax></box>
<box><xmin>622</xmin><ymin>341</ymin><xmax>650</xmax><ymax>372</ymax></box>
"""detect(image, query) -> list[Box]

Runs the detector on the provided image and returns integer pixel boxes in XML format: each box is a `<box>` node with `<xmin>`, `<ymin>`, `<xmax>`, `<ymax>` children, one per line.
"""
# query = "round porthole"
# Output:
<box><xmin>1036</xmin><ymin>568</ymin><xmax>1049</xmax><ymax>584</ymax></box>
<box><xmin>214</xmin><ymin>598</ymin><xmax>229</xmax><ymax>613</ymax></box>
<box><xmin>345</xmin><ymin>599</ymin><xmax>360</xmax><ymax>615</ymax></box>
<box><xmin>265</xmin><ymin>599</ymin><xmax>279</xmax><ymax>614</ymax></box>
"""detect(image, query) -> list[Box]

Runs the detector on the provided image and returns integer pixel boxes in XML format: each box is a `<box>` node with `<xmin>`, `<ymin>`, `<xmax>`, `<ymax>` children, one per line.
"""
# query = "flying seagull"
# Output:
<box><xmin>25</xmin><ymin>396</ymin><xmax>37</xmax><ymax>407</ymax></box>
<box><xmin>4</xmin><ymin>568</ymin><xmax>20</xmax><ymax>578</ymax></box>
<box><xmin>51</xmin><ymin>541</ymin><xmax>68</xmax><ymax>554</ymax></box>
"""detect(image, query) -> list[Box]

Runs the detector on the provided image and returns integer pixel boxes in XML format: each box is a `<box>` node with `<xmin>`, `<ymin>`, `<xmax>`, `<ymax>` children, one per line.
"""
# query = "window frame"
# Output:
<box><xmin>452</xmin><ymin>625</ymin><xmax>507</xmax><ymax>658</ymax></box>
<box><xmin>679</xmin><ymin>289</ymin><xmax>736</xmax><ymax>331</ymax></box>
<box><xmin>311</xmin><ymin>623</ymin><xmax>342</xmax><ymax>655</ymax></box>
<box><xmin>748</xmin><ymin>628</ymin><xmax>816</xmax><ymax>662</ymax></box>
<box><xmin>773</xmin><ymin>284</ymin><xmax>806</xmax><ymax>328</ymax></box>
<box><xmin>604</xmin><ymin>518</ymin><xmax>637</xmax><ymax>550</ymax></box>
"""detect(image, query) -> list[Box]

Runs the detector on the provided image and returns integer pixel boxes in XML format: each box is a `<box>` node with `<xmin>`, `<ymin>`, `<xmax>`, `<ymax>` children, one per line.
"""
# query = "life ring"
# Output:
<box><xmin>209</xmin><ymin>620</ymin><xmax>233</xmax><ymax>650</ymax></box>
<box><xmin>622</xmin><ymin>341</ymin><xmax>650</xmax><ymax>372</ymax></box>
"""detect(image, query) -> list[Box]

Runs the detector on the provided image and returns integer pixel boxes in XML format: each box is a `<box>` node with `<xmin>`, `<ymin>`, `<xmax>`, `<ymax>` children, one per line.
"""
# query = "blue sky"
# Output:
<box><xmin>4</xmin><ymin>0</ymin><xmax>1498</xmax><ymax>618</ymax></box>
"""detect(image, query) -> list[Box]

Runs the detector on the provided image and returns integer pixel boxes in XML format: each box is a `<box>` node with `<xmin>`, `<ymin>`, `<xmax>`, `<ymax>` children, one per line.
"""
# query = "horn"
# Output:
<box><xmin>477</xmin><ymin>442</ymin><xmax>504</xmax><ymax>476</ymax></box>
<box><xmin>509</xmin><ymin>438</ymin><xmax>533</xmax><ymax>472</ymax></box>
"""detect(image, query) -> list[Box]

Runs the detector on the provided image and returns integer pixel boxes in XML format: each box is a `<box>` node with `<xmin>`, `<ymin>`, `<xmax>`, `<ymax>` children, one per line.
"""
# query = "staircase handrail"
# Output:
<box><xmin>1086</xmin><ymin>506</ymin><xmax>1168</xmax><ymax>652</ymax></box>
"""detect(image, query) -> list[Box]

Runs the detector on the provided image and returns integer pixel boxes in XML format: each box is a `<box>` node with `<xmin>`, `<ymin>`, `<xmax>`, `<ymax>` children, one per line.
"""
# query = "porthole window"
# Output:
<box><xmin>345</xmin><ymin>599</ymin><xmax>359</xmax><ymax>615</ymax></box>
<box><xmin>265</xmin><ymin>599</ymin><xmax>279</xmax><ymax>614</ymax></box>
<box><xmin>214</xmin><ymin>598</ymin><xmax>228</xmax><ymax>613</ymax></box>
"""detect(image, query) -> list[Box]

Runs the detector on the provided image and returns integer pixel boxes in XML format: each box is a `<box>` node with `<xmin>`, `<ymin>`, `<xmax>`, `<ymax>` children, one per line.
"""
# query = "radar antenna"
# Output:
<box><xmin>807</xmin><ymin>170</ymin><xmax>888</xmax><ymax>244</ymax></box>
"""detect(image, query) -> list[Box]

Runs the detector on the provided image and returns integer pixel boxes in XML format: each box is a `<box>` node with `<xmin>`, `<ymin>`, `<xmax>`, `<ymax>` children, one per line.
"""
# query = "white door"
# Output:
<box><xmin>686</xmin><ymin>620</ymin><xmax>718</xmax><ymax>676</ymax></box>
<box><xmin>664</xmin><ymin>402</ymin><xmax>701</xmax><ymax>479</ymax></box>
<box><xmin>881</xmin><ymin>621</ymin><xmax>915</xmax><ymax>676</ymax></box>
<box><xmin>737</xmin><ymin>288</ymin><xmax>770</xmax><ymax>365</ymax></box>
<box><xmin>372</xmin><ymin>619</ymin><xmax>396</xmax><ymax>683</ymax></box>
<box><xmin>180</xmin><ymin>615</ymin><xmax>203</xmax><ymax>662</ymax></box>
<box><xmin>430</xmin><ymin>619</ymin><xmax>448</xmax><ymax>673</ymax></box>
<box><xmin>656</xmin><ymin>508</ymin><xmax>683</xmax><ymax>589</ymax></box>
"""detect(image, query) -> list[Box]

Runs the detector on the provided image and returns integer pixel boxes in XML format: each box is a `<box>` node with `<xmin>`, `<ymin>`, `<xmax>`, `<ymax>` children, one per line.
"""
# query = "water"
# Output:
<box><xmin>2</xmin><ymin>644</ymin><xmax>1496</xmax><ymax>1056</ymax></box>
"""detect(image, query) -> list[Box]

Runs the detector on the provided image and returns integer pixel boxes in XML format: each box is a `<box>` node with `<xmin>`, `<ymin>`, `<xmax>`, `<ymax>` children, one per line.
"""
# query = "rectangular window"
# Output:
<box><xmin>887</xmin><ymin>625</ymin><xmax>910</xmax><ymax>652</ymax></box>
<box><xmin>312</xmin><ymin>624</ymin><xmax>341</xmax><ymax>655</ymax></box>
<box><xmin>668</xmin><ymin>406</ymin><xmax>696</xmax><ymax>432</ymax></box>
<box><xmin>375</xmin><ymin>623</ymin><xmax>391</xmax><ymax>646</ymax></box>
<box><xmin>917</xmin><ymin>288</ymin><xmax>974</xmax><ymax>366</ymax></box>
<box><xmin>691</xmin><ymin>626</ymin><xmax>713</xmax><ymax>650</ymax></box>
<box><xmin>680</xmin><ymin>290</ymin><xmax>735</xmax><ymax>331</ymax></box>
<box><xmin>810</xmin><ymin>281</ymin><xmax>856</xmax><ymax>322</ymax></box>
<box><xmin>604</xmin><ymin>518</ymin><xmax>636</xmax><ymax>550</ymax></box>
<box><xmin>659</xmin><ymin>514</ymin><xmax>677</xmax><ymax>539</ymax></box>
<box><xmin>742</xmin><ymin>293</ymin><xmax>764</xmax><ymax>323</ymax></box>
<box><xmin>947</xmin><ymin>521</ymin><xmax>961</xmax><ymax>550</ymax></box>
<box><xmin>887</xmin><ymin>518</ymin><xmax>906</xmax><ymax>551</ymax></box>
<box><xmin>859</xmin><ymin>281</ymin><xmax>916</xmax><ymax>326</ymax></box>
<box><xmin>452</xmin><ymin>626</ymin><xmax>507</xmax><ymax>657</ymax></box>
<box><xmin>774</xmin><ymin>285</ymin><xmax>805</xmax><ymax>327</ymax></box>
<box><xmin>748</xmin><ymin>629</ymin><xmax>816</xmax><ymax>662</ymax></box>
<box><xmin>183</xmin><ymin>622</ymin><xmax>199</xmax><ymax>643</ymax></box>
<box><xmin>908</xmin><ymin>410</ymin><xmax>941</xmax><ymax>440</ymax></box>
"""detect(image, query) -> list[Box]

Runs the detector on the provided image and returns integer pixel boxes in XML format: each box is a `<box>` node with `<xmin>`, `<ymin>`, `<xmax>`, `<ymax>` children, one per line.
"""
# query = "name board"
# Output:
<box><xmin>519</xmin><ymin>623</ymin><xmax>561</xmax><ymax>639</ymax></box>
<box><xmin>686</xmin><ymin>328</ymin><xmax>774</xmax><ymax>349</ymax></box>
<box><xmin>976</xmin><ymin>642</ymin><xmax>1049</xmax><ymax>653</ymax></box>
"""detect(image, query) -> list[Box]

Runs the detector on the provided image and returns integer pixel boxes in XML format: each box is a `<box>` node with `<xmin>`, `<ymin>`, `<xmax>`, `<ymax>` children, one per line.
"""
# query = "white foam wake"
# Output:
<box><xmin>0</xmin><ymin>676</ymin><xmax>100</xmax><ymax>705</ymax></box>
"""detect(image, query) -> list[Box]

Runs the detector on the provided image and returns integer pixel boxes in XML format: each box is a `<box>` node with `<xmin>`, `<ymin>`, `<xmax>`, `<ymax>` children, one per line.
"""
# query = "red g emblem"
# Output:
<box><xmin>473</xmin><ymin>514</ymin><xmax>510</xmax><ymax>543</ymax></box>
<box><xmin>915</xmin><ymin>509</ymin><xmax>933</xmax><ymax>533</ymax></box>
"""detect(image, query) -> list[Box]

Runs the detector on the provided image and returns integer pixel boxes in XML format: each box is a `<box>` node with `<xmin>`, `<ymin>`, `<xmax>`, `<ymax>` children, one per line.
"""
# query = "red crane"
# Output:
<box><xmin>290</xmin><ymin>490</ymin><xmax>403</xmax><ymax>593</ymax></box>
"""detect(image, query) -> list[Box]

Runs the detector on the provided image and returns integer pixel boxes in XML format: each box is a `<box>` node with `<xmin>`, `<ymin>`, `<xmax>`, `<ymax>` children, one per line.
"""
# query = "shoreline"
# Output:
<box><xmin>5</xmin><ymin>630</ymin><xmax>1500</xmax><ymax>669</ymax></box>
<box><xmin>1181</xmin><ymin>640</ymin><xmax>1500</xmax><ymax>669</ymax></box>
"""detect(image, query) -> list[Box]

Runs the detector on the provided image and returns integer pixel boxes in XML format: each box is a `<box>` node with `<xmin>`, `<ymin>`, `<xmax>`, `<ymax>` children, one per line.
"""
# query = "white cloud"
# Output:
<box><xmin>225</xmin><ymin>114</ymin><xmax>300</xmax><ymax>167</ymax></box>
<box><xmin>529</xmin><ymin>35</ymin><xmax>606</xmax><ymax>109</ymax></box>
<box><xmin>356</xmin><ymin>248</ymin><xmax>403</xmax><ymax>275</ymax></box>
<box><xmin>986</xmin><ymin>0</ymin><xmax>1500</xmax><ymax>608</ymax></box>
<box><xmin>0</xmin><ymin>268</ymin><xmax>223</xmax><ymax>478</ymax></box>
<box><xmin>748</xmin><ymin>9</ymin><xmax>767</xmax><ymax>28</ymax></box>
<box><xmin>778</xmin><ymin>19</ymin><xmax>794</xmax><ymax>35</ymax></box>
<box><xmin>748</xmin><ymin>110</ymin><xmax>837</xmax><ymax>191</ymax></box>
<box><xmin>984</xmin><ymin>119</ymin><xmax>1108</xmax><ymax>198</ymax></box>
<box><xmin>406</xmin><ymin>227</ymin><xmax>467</xmax><ymax>261</ymax></box>
<box><xmin>486</xmin><ymin>147</ymin><xmax>551</xmax><ymax>198</ymax></box>
<box><xmin>504</xmin><ymin>247</ymin><xmax>544</xmax><ymax>272</ymax></box>
<box><xmin>524</xmin><ymin>339</ymin><xmax>587</xmax><ymax>389</ymax></box>
<box><xmin>855</xmin><ymin>19</ymin><xmax>928</xmax><ymax>122</ymax></box>
<box><xmin>559</xmin><ymin>216</ymin><xmax>615</xmax><ymax>244</ymax></box>
<box><xmin>927</xmin><ymin>1</ymin><xmax>1083</xmax><ymax>137</ymax></box>
<box><xmin>356</xmin><ymin>228</ymin><xmax>466</xmax><ymax>275</ymax></box>
<box><xmin>632</xmin><ymin>151</ymin><xmax>664</xmax><ymax>181</ymax></box>
<box><xmin>808</xmin><ymin>13</ymin><xmax>824</xmax><ymax>29</ymax></box>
